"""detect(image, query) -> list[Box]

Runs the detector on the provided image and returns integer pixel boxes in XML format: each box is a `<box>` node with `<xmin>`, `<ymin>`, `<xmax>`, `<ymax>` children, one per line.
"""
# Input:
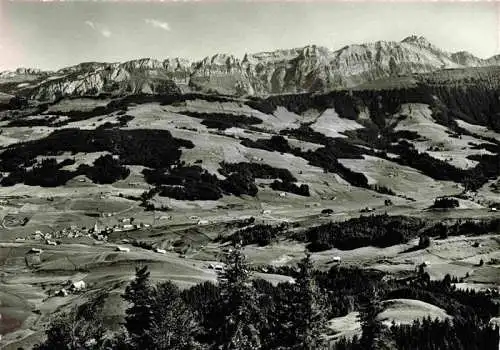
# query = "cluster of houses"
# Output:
<box><xmin>91</xmin><ymin>219</ymin><xmax>152</xmax><ymax>236</ymax></box>
<box><xmin>54</xmin><ymin>280</ymin><xmax>87</xmax><ymax>297</ymax></box>
<box><xmin>20</xmin><ymin>218</ymin><xmax>152</xmax><ymax>246</ymax></box>
<box><xmin>24</xmin><ymin>230</ymin><xmax>69</xmax><ymax>245</ymax></box>
<box><xmin>187</xmin><ymin>215</ymin><xmax>212</xmax><ymax>225</ymax></box>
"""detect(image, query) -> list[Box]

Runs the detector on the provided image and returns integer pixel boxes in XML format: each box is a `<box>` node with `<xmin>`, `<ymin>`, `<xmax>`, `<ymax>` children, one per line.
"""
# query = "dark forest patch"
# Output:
<box><xmin>430</xmin><ymin>197</ymin><xmax>460</xmax><ymax>209</ymax></box>
<box><xmin>142</xmin><ymin>165</ymin><xmax>259</xmax><ymax>201</ymax></box>
<box><xmin>241</xmin><ymin>135</ymin><xmax>293</xmax><ymax>153</ymax></box>
<box><xmin>270</xmin><ymin>180</ymin><xmax>310</xmax><ymax>197</ymax></box>
<box><xmin>296</xmin><ymin>214</ymin><xmax>425</xmax><ymax>251</ymax></box>
<box><xmin>0</xmin><ymin>129</ymin><xmax>192</xmax><ymax>187</ymax></box>
<box><xmin>0</xmin><ymin>128</ymin><xmax>193</xmax><ymax>172</ymax></box>
<box><xmin>179</xmin><ymin>111</ymin><xmax>262</xmax><ymax>130</ymax></box>
<box><xmin>219</xmin><ymin>162</ymin><xmax>296</xmax><ymax>182</ymax></box>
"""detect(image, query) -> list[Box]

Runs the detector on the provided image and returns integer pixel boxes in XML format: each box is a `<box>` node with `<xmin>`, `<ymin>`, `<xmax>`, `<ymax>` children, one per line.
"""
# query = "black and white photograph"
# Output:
<box><xmin>0</xmin><ymin>0</ymin><xmax>499</xmax><ymax>349</ymax></box>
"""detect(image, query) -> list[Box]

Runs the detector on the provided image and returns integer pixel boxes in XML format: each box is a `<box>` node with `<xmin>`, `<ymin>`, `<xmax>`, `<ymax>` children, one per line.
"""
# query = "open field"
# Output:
<box><xmin>46</xmin><ymin>98</ymin><xmax>111</xmax><ymax>113</ymax></box>
<box><xmin>311</xmin><ymin>108</ymin><xmax>365</xmax><ymax>139</ymax></box>
<box><xmin>338</xmin><ymin>155</ymin><xmax>461</xmax><ymax>201</ymax></box>
<box><xmin>390</xmin><ymin>103</ymin><xmax>497</xmax><ymax>169</ymax></box>
<box><xmin>327</xmin><ymin>312</ymin><xmax>361</xmax><ymax>342</ymax></box>
<box><xmin>376</xmin><ymin>299</ymin><xmax>452</xmax><ymax>326</ymax></box>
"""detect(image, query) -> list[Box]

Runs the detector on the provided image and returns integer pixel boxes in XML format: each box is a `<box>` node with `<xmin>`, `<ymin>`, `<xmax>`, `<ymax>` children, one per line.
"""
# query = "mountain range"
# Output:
<box><xmin>1</xmin><ymin>35</ymin><xmax>500</xmax><ymax>101</ymax></box>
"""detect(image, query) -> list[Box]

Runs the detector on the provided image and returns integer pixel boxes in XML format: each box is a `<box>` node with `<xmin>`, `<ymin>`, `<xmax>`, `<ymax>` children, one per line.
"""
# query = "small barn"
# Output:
<box><xmin>321</xmin><ymin>208</ymin><xmax>334</xmax><ymax>216</ymax></box>
<box><xmin>69</xmin><ymin>280</ymin><xmax>86</xmax><ymax>292</ymax></box>
<box><xmin>154</xmin><ymin>248</ymin><xmax>167</xmax><ymax>254</ymax></box>
<box><xmin>25</xmin><ymin>248</ymin><xmax>43</xmax><ymax>267</ymax></box>
<box><xmin>115</xmin><ymin>246</ymin><xmax>130</xmax><ymax>252</ymax></box>
<box><xmin>214</xmin><ymin>264</ymin><xmax>225</xmax><ymax>271</ymax></box>
<box><xmin>56</xmin><ymin>288</ymin><xmax>69</xmax><ymax>297</ymax></box>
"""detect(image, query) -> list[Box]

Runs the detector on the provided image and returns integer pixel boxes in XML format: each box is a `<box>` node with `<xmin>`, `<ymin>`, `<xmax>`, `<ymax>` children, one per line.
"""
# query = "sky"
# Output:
<box><xmin>0</xmin><ymin>1</ymin><xmax>498</xmax><ymax>71</ymax></box>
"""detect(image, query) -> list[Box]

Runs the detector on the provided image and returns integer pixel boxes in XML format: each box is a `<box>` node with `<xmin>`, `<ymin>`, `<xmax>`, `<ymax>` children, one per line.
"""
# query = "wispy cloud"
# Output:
<box><xmin>144</xmin><ymin>19</ymin><xmax>171</xmax><ymax>31</ymax></box>
<box><xmin>85</xmin><ymin>20</ymin><xmax>112</xmax><ymax>38</ymax></box>
<box><xmin>84</xmin><ymin>20</ymin><xmax>95</xmax><ymax>30</ymax></box>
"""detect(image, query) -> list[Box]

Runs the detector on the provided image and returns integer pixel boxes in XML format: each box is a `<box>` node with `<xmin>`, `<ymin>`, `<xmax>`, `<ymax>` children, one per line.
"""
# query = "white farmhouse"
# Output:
<box><xmin>70</xmin><ymin>280</ymin><xmax>86</xmax><ymax>291</ymax></box>
<box><xmin>115</xmin><ymin>246</ymin><xmax>130</xmax><ymax>252</ymax></box>
<box><xmin>154</xmin><ymin>248</ymin><xmax>167</xmax><ymax>254</ymax></box>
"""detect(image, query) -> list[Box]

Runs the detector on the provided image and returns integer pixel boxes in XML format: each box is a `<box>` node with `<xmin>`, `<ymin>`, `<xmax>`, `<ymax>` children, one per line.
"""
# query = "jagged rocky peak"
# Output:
<box><xmin>162</xmin><ymin>58</ymin><xmax>192</xmax><ymax>71</ymax></box>
<box><xmin>451</xmin><ymin>51</ymin><xmax>483</xmax><ymax>66</ymax></box>
<box><xmin>192</xmin><ymin>54</ymin><xmax>242</xmax><ymax>77</ymax></box>
<box><xmin>120</xmin><ymin>58</ymin><xmax>164</xmax><ymax>70</ymax></box>
<box><xmin>334</xmin><ymin>42</ymin><xmax>374</xmax><ymax>59</ymax></box>
<box><xmin>247</xmin><ymin>48</ymin><xmax>303</xmax><ymax>63</ymax></box>
<box><xmin>206</xmin><ymin>53</ymin><xmax>240</xmax><ymax>67</ymax></box>
<box><xmin>297</xmin><ymin>45</ymin><xmax>330</xmax><ymax>58</ymax></box>
<box><xmin>400</xmin><ymin>35</ymin><xmax>451</xmax><ymax>58</ymax></box>
<box><xmin>401</xmin><ymin>35</ymin><xmax>434</xmax><ymax>47</ymax></box>
<box><xmin>56</xmin><ymin>62</ymin><xmax>110</xmax><ymax>75</ymax></box>
<box><xmin>485</xmin><ymin>54</ymin><xmax>500</xmax><ymax>66</ymax></box>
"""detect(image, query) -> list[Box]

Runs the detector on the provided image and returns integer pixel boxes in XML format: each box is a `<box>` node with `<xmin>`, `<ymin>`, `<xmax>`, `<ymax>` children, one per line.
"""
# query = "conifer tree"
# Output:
<box><xmin>290</xmin><ymin>253</ymin><xmax>327</xmax><ymax>350</ymax></box>
<box><xmin>217</xmin><ymin>243</ymin><xmax>262</xmax><ymax>350</ymax></box>
<box><xmin>151</xmin><ymin>280</ymin><xmax>200</xmax><ymax>350</ymax></box>
<box><xmin>122</xmin><ymin>265</ymin><xmax>155</xmax><ymax>349</ymax></box>
<box><xmin>360</xmin><ymin>288</ymin><xmax>387</xmax><ymax>350</ymax></box>
<box><xmin>418</xmin><ymin>235</ymin><xmax>431</xmax><ymax>249</ymax></box>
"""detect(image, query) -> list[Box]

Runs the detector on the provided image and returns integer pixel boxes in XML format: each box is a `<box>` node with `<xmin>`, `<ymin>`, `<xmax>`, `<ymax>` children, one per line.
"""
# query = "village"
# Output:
<box><xmin>18</xmin><ymin>217</ymin><xmax>151</xmax><ymax>246</ymax></box>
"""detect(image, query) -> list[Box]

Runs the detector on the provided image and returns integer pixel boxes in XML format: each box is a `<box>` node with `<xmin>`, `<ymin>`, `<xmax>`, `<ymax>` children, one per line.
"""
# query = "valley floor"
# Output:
<box><xmin>0</xmin><ymin>191</ymin><xmax>498</xmax><ymax>349</ymax></box>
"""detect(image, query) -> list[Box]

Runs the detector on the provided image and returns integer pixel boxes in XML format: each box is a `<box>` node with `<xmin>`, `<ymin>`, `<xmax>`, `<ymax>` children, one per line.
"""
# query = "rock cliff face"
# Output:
<box><xmin>1</xmin><ymin>35</ymin><xmax>499</xmax><ymax>101</ymax></box>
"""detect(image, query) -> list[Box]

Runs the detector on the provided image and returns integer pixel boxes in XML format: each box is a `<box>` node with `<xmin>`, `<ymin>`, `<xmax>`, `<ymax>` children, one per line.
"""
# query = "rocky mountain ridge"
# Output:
<box><xmin>1</xmin><ymin>35</ymin><xmax>500</xmax><ymax>101</ymax></box>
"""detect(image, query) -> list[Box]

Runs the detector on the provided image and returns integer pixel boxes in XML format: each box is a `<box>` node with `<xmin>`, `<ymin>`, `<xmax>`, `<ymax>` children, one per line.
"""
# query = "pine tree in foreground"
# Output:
<box><xmin>289</xmin><ymin>253</ymin><xmax>327</xmax><ymax>350</ymax></box>
<box><xmin>150</xmin><ymin>280</ymin><xmax>200</xmax><ymax>350</ymax></box>
<box><xmin>122</xmin><ymin>265</ymin><xmax>155</xmax><ymax>350</ymax></box>
<box><xmin>217</xmin><ymin>243</ymin><xmax>262</xmax><ymax>350</ymax></box>
<box><xmin>359</xmin><ymin>288</ymin><xmax>388</xmax><ymax>350</ymax></box>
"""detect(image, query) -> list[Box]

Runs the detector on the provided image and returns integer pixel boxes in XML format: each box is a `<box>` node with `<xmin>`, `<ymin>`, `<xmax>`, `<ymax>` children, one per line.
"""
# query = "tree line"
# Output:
<box><xmin>209</xmin><ymin>214</ymin><xmax>500</xmax><ymax>252</ymax></box>
<box><xmin>32</xmin><ymin>243</ymin><xmax>499</xmax><ymax>350</ymax></box>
